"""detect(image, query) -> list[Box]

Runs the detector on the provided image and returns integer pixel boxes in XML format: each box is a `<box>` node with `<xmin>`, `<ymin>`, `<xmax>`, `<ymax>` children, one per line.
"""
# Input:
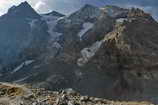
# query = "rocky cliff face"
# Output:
<box><xmin>0</xmin><ymin>1</ymin><xmax>158</xmax><ymax>104</ymax></box>
<box><xmin>0</xmin><ymin>1</ymin><xmax>49</xmax><ymax>72</ymax></box>
<box><xmin>85</xmin><ymin>9</ymin><xmax>158</xmax><ymax>101</ymax></box>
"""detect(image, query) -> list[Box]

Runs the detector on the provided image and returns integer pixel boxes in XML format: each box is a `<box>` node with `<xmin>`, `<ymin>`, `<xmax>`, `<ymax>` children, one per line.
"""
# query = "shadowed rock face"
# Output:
<box><xmin>85</xmin><ymin>10</ymin><xmax>158</xmax><ymax>101</ymax></box>
<box><xmin>0</xmin><ymin>2</ymin><xmax>158</xmax><ymax>104</ymax></box>
<box><xmin>0</xmin><ymin>1</ymin><xmax>49</xmax><ymax>70</ymax></box>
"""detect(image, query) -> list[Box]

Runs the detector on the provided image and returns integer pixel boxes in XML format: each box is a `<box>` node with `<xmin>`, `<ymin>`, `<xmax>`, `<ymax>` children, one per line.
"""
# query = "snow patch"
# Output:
<box><xmin>77</xmin><ymin>40</ymin><xmax>104</xmax><ymax>66</ymax></box>
<box><xmin>75</xmin><ymin>70</ymin><xmax>83</xmax><ymax>78</ymax></box>
<box><xmin>52</xmin><ymin>42</ymin><xmax>62</xmax><ymax>49</ymax></box>
<box><xmin>14</xmin><ymin>76</ymin><xmax>30</xmax><ymax>83</ymax></box>
<box><xmin>11</xmin><ymin>60</ymin><xmax>35</xmax><ymax>74</ymax></box>
<box><xmin>116</xmin><ymin>18</ymin><xmax>128</xmax><ymax>23</ymax></box>
<box><xmin>24</xmin><ymin>60</ymin><xmax>34</xmax><ymax>66</ymax></box>
<box><xmin>28</xmin><ymin>19</ymin><xmax>38</xmax><ymax>28</ymax></box>
<box><xmin>42</xmin><ymin>15</ymin><xmax>63</xmax><ymax>42</ymax></box>
<box><xmin>78</xmin><ymin>22</ymin><xmax>94</xmax><ymax>40</ymax></box>
<box><xmin>11</xmin><ymin>64</ymin><xmax>24</xmax><ymax>74</ymax></box>
<box><xmin>42</xmin><ymin>15</ymin><xmax>58</xmax><ymax>21</ymax></box>
<box><xmin>57</xmin><ymin>16</ymin><xmax>65</xmax><ymax>21</ymax></box>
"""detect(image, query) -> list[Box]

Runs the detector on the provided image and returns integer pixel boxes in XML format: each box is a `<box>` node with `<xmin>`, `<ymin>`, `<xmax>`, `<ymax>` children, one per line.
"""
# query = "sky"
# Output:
<box><xmin>0</xmin><ymin>0</ymin><xmax>158</xmax><ymax>19</ymax></box>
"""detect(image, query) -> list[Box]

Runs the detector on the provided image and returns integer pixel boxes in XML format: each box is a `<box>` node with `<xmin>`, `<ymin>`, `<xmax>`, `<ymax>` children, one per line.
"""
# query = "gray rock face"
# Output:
<box><xmin>0</xmin><ymin>2</ymin><xmax>49</xmax><ymax>72</ymax></box>
<box><xmin>69</xmin><ymin>4</ymin><xmax>101</xmax><ymax>22</ymax></box>
<box><xmin>102</xmin><ymin>5</ymin><xmax>129</xmax><ymax>19</ymax></box>
<box><xmin>84</xmin><ymin>10</ymin><xmax>158</xmax><ymax>102</ymax></box>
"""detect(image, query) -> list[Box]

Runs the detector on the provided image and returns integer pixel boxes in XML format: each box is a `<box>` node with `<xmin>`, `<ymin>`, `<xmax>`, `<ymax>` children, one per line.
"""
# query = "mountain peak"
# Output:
<box><xmin>80</xmin><ymin>4</ymin><xmax>100</xmax><ymax>13</ymax></box>
<box><xmin>82</xmin><ymin>4</ymin><xmax>96</xmax><ymax>9</ymax></box>
<box><xmin>68</xmin><ymin>4</ymin><xmax>101</xmax><ymax>22</ymax></box>
<box><xmin>101</xmin><ymin>5</ymin><xmax>129</xmax><ymax>18</ymax></box>
<box><xmin>20</xmin><ymin>1</ymin><xmax>30</xmax><ymax>6</ymax></box>
<box><xmin>4</xmin><ymin>1</ymin><xmax>40</xmax><ymax>19</ymax></box>
<box><xmin>44</xmin><ymin>11</ymin><xmax>65</xmax><ymax>17</ymax></box>
<box><xmin>8</xmin><ymin>1</ymin><xmax>31</xmax><ymax>13</ymax></box>
<box><xmin>127</xmin><ymin>8</ymin><xmax>154</xmax><ymax>20</ymax></box>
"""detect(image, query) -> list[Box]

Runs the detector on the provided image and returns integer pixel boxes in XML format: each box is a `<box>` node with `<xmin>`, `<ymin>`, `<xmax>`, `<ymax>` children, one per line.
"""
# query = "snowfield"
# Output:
<box><xmin>78</xmin><ymin>22</ymin><xmax>94</xmax><ymax>40</ymax></box>
<box><xmin>42</xmin><ymin>15</ymin><xmax>63</xmax><ymax>42</ymax></box>
<box><xmin>11</xmin><ymin>60</ymin><xmax>34</xmax><ymax>74</ymax></box>
<box><xmin>77</xmin><ymin>40</ymin><xmax>104</xmax><ymax>66</ymax></box>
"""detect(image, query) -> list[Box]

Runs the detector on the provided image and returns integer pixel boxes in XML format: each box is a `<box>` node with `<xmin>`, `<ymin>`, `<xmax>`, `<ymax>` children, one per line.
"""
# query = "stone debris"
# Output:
<box><xmin>0</xmin><ymin>83</ymin><xmax>154</xmax><ymax>105</ymax></box>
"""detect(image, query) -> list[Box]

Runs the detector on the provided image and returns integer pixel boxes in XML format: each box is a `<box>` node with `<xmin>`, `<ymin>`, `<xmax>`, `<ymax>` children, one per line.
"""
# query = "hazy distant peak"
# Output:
<box><xmin>43</xmin><ymin>11</ymin><xmax>65</xmax><ymax>17</ymax></box>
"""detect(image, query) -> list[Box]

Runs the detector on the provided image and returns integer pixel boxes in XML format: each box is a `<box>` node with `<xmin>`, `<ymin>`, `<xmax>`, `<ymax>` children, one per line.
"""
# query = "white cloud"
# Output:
<box><xmin>0</xmin><ymin>0</ymin><xmax>26</xmax><ymax>15</ymax></box>
<box><xmin>0</xmin><ymin>11</ymin><xmax>3</xmax><ymax>16</ymax></box>
<box><xmin>34</xmin><ymin>1</ymin><xmax>46</xmax><ymax>11</ymax></box>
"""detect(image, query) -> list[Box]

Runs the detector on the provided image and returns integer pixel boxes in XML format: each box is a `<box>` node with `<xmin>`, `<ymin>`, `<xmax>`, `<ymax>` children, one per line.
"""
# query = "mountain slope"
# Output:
<box><xmin>0</xmin><ymin>1</ymin><xmax>49</xmax><ymax>74</ymax></box>
<box><xmin>0</xmin><ymin>2</ymin><xmax>158</xmax><ymax>104</ymax></box>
